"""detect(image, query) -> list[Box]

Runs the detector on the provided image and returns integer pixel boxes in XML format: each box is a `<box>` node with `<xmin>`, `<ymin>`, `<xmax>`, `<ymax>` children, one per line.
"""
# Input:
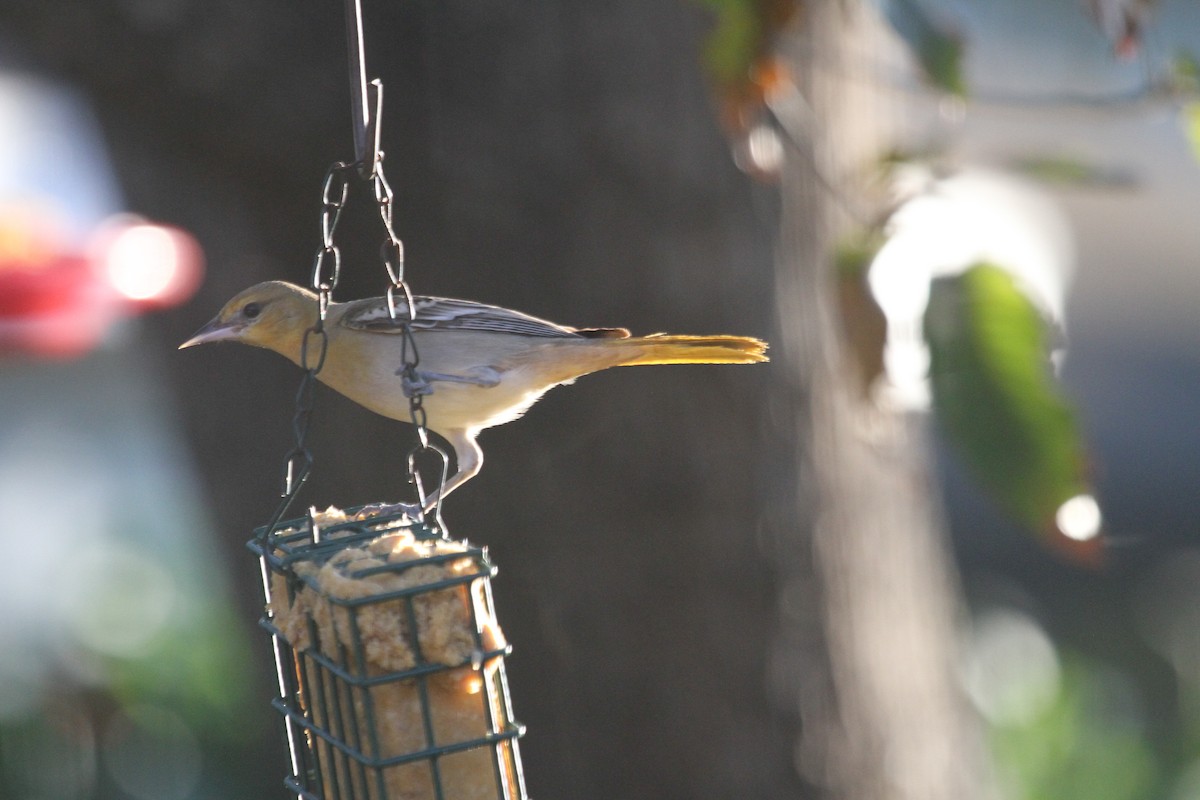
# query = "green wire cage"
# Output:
<box><xmin>249</xmin><ymin>506</ymin><xmax>527</xmax><ymax>800</ymax></box>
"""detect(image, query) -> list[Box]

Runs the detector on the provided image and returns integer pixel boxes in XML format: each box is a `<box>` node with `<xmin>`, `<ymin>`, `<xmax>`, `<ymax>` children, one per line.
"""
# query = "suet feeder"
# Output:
<box><xmin>249</xmin><ymin>506</ymin><xmax>527</xmax><ymax>800</ymax></box>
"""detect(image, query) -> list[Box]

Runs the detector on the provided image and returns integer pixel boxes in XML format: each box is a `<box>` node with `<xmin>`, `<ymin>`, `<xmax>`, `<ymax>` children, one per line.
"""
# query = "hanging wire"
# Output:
<box><xmin>263</xmin><ymin>0</ymin><xmax>450</xmax><ymax>538</ymax></box>
<box><xmin>345</xmin><ymin>0</ymin><xmax>382</xmax><ymax>178</ymax></box>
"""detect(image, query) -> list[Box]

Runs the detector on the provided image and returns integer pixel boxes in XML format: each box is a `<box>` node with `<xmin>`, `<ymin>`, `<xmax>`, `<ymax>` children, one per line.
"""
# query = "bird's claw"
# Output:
<box><xmin>397</xmin><ymin>367</ymin><xmax>502</xmax><ymax>394</ymax></box>
<box><xmin>399</xmin><ymin>369</ymin><xmax>435</xmax><ymax>398</ymax></box>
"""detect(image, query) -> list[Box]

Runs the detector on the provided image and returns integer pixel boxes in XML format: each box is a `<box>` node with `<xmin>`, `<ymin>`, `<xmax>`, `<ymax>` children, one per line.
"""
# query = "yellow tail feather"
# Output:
<box><xmin>619</xmin><ymin>334</ymin><xmax>769</xmax><ymax>366</ymax></box>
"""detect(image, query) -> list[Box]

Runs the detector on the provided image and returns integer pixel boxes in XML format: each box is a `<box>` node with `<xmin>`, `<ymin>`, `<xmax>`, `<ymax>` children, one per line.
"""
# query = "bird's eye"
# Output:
<box><xmin>242</xmin><ymin>302</ymin><xmax>262</xmax><ymax>319</ymax></box>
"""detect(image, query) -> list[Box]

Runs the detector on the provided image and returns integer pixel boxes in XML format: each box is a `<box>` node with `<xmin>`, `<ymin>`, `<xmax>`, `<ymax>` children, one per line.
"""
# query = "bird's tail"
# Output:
<box><xmin>618</xmin><ymin>334</ymin><xmax>769</xmax><ymax>366</ymax></box>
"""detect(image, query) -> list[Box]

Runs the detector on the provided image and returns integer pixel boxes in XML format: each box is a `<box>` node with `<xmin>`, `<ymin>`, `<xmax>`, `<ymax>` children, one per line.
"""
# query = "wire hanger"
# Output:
<box><xmin>345</xmin><ymin>0</ymin><xmax>383</xmax><ymax>178</ymax></box>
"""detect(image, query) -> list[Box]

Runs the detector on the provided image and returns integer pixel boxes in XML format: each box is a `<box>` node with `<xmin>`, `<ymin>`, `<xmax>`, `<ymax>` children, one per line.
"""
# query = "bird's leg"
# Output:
<box><xmin>399</xmin><ymin>368</ymin><xmax>434</xmax><ymax>398</ymax></box>
<box><xmin>355</xmin><ymin>433</ymin><xmax>479</xmax><ymax>522</ymax></box>
<box><xmin>420</xmin><ymin>429</ymin><xmax>483</xmax><ymax>513</ymax></box>
<box><xmin>353</xmin><ymin>431</ymin><xmax>482</xmax><ymax>523</ymax></box>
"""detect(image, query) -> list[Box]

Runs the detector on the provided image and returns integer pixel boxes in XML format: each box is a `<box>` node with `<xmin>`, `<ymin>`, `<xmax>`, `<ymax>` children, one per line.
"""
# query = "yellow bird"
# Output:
<box><xmin>181</xmin><ymin>281</ymin><xmax>768</xmax><ymax>507</ymax></box>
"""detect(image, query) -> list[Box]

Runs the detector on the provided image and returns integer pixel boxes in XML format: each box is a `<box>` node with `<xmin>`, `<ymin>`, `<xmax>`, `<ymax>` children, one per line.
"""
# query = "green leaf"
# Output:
<box><xmin>880</xmin><ymin>0</ymin><xmax>966</xmax><ymax>97</ymax></box>
<box><xmin>924</xmin><ymin>263</ymin><xmax>1092</xmax><ymax>550</ymax></box>
<box><xmin>1169</xmin><ymin>49</ymin><xmax>1200</xmax><ymax>94</ymax></box>
<box><xmin>1183</xmin><ymin>102</ymin><xmax>1200</xmax><ymax>165</ymax></box>
<box><xmin>696</xmin><ymin>0</ymin><xmax>763</xmax><ymax>87</ymax></box>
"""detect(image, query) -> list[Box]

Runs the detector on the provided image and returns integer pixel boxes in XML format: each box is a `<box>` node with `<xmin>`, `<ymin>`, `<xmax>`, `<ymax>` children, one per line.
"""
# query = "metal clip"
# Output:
<box><xmin>345</xmin><ymin>0</ymin><xmax>383</xmax><ymax>178</ymax></box>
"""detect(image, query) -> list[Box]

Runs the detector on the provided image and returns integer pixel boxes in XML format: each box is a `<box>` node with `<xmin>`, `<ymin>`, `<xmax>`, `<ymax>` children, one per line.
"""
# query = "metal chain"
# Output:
<box><xmin>372</xmin><ymin>164</ymin><xmax>424</xmax><ymax>436</ymax></box>
<box><xmin>264</xmin><ymin>155</ymin><xmax>449</xmax><ymax>534</ymax></box>
<box><xmin>372</xmin><ymin>165</ymin><xmax>405</xmax><ymax>289</ymax></box>
<box><xmin>313</xmin><ymin>163</ymin><xmax>352</xmax><ymax>304</ymax></box>
<box><xmin>372</xmin><ymin>157</ymin><xmax>450</xmax><ymax>530</ymax></box>
<box><xmin>263</xmin><ymin>163</ymin><xmax>353</xmax><ymax>535</ymax></box>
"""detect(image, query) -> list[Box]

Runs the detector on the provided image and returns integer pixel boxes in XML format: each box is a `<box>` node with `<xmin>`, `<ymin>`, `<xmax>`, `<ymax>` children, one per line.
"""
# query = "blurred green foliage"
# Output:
<box><xmin>696</xmin><ymin>0</ymin><xmax>766</xmax><ymax>86</ymax></box>
<box><xmin>991</xmin><ymin>655</ymin><xmax>1159</xmax><ymax>800</ymax></box>
<box><xmin>1011</xmin><ymin>154</ymin><xmax>1137</xmax><ymax>189</ymax></box>
<box><xmin>1183</xmin><ymin>103</ymin><xmax>1200</xmax><ymax>165</ymax></box>
<box><xmin>924</xmin><ymin>263</ymin><xmax>1089</xmax><ymax>541</ymax></box>
<box><xmin>879</xmin><ymin>0</ymin><xmax>966</xmax><ymax>96</ymax></box>
<box><xmin>106</xmin><ymin>603</ymin><xmax>256</xmax><ymax>742</ymax></box>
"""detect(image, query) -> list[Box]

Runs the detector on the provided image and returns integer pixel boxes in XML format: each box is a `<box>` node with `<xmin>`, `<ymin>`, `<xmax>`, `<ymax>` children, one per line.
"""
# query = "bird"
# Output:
<box><xmin>181</xmin><ymin>281</ymin><xmax>768</xmax><ymax>509</ymax></box>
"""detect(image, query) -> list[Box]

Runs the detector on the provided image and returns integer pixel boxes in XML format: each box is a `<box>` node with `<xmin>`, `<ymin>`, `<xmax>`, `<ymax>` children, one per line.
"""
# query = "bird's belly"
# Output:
<box><xmin>320</xmin><ymin>358</ymin><xmax>557</xmax><ymax>432</ymax></box>
<box><xmin>425</xmin><ymin>380</ymin><xmax>551</xmax><ymax>430</ymax></box>
<box><xmin>317</xmin><ymin>332</ymin><xmax>618</xmax><ymax>433</ymax></box>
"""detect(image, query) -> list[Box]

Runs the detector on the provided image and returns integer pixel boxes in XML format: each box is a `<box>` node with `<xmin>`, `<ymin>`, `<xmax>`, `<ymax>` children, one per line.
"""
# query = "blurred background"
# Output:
<box><xmin>0</xmin><ymin>0</ymin><xmax>1196</xmax><ymax>798</ymax></box>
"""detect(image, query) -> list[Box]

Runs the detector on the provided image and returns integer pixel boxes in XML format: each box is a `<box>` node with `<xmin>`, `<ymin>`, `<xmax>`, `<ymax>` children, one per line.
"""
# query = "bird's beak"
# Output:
<box><xmin>179</xmin><ymin>317</ymin><xmax>242</xmax><ymax>349</ymax></box>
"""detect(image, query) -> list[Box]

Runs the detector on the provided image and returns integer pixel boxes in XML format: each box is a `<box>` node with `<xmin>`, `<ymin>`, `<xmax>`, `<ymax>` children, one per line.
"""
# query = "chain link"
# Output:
<box><xmin>311</xmin><ymin>163</ymin><xmax>352</xmax><ymax>301</ymax></box>
<box><xmin>264</xmin><ymin>163</ymin><xmax>353</xmax><ymax>535</ymax></box>
<box><xmin>372</xmin><ymin>166</ymin><xmax>406</xmax><ymax>288</ymax></box>
<box><xmin>265</xmin><ymin>155</ymin><xmax>449</xmax><ymax>534</ymax></box>
<box><xmin>371</xmin><ymin>155</ymin><xmax>450</xmax><ymax>530</ymax></box>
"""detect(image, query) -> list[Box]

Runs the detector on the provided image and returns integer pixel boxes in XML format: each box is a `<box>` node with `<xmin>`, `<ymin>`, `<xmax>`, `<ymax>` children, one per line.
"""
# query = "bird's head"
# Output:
<box><xmin>179</xmin><ymin>281</ymin><xmax>318</xmax><ymax>361</ymax></box>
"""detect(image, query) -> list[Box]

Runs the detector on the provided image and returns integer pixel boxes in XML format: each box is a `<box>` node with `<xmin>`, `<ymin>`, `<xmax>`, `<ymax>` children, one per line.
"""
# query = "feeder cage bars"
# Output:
<box><xmin>250</xmin><ymin>506</ymin><xmax>528</xmax><ymax>799</ymax></box>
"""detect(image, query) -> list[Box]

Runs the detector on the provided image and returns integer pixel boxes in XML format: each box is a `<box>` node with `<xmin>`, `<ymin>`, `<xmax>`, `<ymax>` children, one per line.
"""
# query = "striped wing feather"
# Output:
<box><xmin>340</xmin><ymin>296</ymin><xmax>584</xmax><ymax>339</ymax></box>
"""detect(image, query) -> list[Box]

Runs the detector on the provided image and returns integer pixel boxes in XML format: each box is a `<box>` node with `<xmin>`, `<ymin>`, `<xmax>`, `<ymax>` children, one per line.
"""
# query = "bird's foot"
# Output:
<box><xmin>399</xmin><ymin>369</ymin><xmax>435</xmax><ymax>398</ymax></box>
<box><xmin>396</xmin><ymin>367</ymin><xmax>502</xmax><ymax>393</ymax></box>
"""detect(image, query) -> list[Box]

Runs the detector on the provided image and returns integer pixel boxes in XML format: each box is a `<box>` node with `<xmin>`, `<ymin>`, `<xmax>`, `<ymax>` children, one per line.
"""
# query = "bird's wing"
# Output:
<box><xmin>339</xmin><ymin>296</ymin><xmax>585</xmax><ymax>339</ymax></box>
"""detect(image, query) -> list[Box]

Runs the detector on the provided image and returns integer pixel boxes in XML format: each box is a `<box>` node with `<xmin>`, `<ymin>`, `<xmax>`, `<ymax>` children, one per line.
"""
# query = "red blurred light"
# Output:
<box><xmin>99</xmin><ymin>223</ymin><xmax>204</xmax><ymax>309</ymax></box>
<box><xmin>0</xmin><ymin>220</ymin><xmax>204</xmax><ymax>359</ymax></box>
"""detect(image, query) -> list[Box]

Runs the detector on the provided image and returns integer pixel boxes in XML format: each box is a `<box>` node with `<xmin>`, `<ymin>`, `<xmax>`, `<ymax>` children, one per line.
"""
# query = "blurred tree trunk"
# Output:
<box><xmin>769</xmin><ymin>3</ymin><xmax>996</xmax><ymax>797</ymax></box>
